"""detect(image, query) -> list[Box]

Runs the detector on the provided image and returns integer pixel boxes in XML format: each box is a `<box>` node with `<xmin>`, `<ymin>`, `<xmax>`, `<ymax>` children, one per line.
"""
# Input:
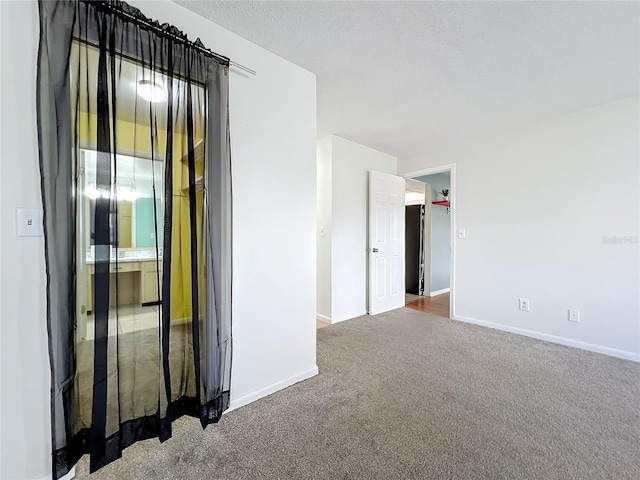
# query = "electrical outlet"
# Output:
<box><xmin>568</xmin><ymin>308</ymin><xmax>580</xmax><ymax>323</ymax></box>
<box><xmin>519</xmin><ymin>298</ymin><xmax>530</xmax><ymax>312</ymax></box>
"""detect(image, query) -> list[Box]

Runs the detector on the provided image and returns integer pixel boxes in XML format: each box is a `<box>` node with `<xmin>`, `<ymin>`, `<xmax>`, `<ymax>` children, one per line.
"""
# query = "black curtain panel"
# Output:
<box><xmin>36</xmin><ymin>1</ymin><xmax>233</xmax><ymax>477</ymax></box>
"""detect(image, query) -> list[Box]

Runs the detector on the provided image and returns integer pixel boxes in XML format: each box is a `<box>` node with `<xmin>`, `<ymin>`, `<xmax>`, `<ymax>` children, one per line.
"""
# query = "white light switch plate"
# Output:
<box><xmin>458</xmin><ymin>229</ymin><xmax>466</xmax><ymax>239</ymax></box>
<box><xmin>16</xmin><ymin>208</ymin><xmax>44</xmax><ymax>237</ymax></box>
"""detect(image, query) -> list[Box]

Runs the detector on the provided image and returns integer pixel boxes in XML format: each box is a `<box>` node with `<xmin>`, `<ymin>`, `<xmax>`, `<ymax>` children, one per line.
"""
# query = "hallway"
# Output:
<box><xmin>405</xmin><ymin>292</ymin><xmax>450</xmax><ymax>318</ymax></box>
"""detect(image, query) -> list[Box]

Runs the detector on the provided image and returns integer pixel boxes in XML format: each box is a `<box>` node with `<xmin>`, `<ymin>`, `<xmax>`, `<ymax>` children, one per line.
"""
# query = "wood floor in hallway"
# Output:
<box><xmin>405</xmin><ymin>292</ymin><xmax>450</xmax><ymax>317</ymax></box>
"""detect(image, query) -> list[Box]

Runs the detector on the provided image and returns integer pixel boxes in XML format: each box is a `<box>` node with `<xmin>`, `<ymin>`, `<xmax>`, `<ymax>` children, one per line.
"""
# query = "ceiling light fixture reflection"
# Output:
<box><xmin>137</xmin><ymin>80</ymin><xmax>167</xmax><ymax>103</ymax></box>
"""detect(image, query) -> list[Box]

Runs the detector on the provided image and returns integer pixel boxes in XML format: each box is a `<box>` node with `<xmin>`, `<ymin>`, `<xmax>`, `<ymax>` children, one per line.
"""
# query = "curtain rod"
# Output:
<box><xmin>73</xmin><ymin>35</ymin><xmax>257</xmax><ymax>81</ymax></box>
<box><xmin>230</xmin><ymin>62</ymin><xmax>257</xmax><ymax>76</ymax></box>
<box><xmin>82</xmin><ymin>0</ymin><xmax>257</xmax><ymax>76</ymax></box>
<box><xmin>72</xmin><ymin>36</ymin><xmax>210</xmax><ymax>87</ymax></box>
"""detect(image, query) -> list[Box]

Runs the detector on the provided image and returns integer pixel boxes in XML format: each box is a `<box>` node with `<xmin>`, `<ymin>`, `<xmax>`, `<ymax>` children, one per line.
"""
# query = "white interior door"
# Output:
<box><xmin>368</xmin><ymin>170</ymin><xmax>405</xmax><ymax>315</ymax></box>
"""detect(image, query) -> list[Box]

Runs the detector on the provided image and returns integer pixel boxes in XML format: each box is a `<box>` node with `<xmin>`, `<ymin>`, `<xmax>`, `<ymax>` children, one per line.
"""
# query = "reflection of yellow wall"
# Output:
<box><xmin>170</xmin><ymin>167</ymin><xmax>206</xmax><ymax>321</ymax></box>
<box><xmin>78</xmin><ymin>111</ymin><xmax>205</xmax><ymax>321</ymax></box>
<box><xmin>119</xmin><ymin>200</ymin><xmax>132</xmax><ymax>247</ymax></box>
<box><xmin>78</xmin><ymin>112</ymin><xmax>203</xmax><ymax>159</ymax></box>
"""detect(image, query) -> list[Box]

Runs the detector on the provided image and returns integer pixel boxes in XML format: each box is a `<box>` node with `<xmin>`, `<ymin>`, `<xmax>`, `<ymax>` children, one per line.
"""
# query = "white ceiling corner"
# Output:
<box><xmin>175</xmin><ymin>0</ymin><xmax>640</xmax><ymax>163</ymax></box>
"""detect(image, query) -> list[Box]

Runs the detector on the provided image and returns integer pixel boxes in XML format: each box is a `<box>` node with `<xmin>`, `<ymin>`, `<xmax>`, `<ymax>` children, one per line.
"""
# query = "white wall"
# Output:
<box><xmin>0</xmin><ymin>4</ymin><xmax>51</xmax><ymax>479</ymax></box>
<box><xmin>317</xmin><ymin>135</ymin><xmax>397</xmax><ymax>323</ymax></box>
<box><xmin>0</xmin><ymin>1</ymin><xmax>317</xmax><ymax>479</ymax></box>
<box><xmin>400</xmin><ymin>96</ymin><xmax>640</xmax><ymax>360</ymax></box>
<box><xmin>316</xmin><ymin>136</ymin><xmax>333</xmax><ymax>319</ymax></box>
<box><xmin>405</xmin><ymin>192</ymin><xmax>425</xmax><ymax>205</ymax></box>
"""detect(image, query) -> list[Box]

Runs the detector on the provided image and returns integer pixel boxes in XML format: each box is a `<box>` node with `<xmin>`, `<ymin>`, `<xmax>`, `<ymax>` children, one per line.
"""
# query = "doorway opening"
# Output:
<box><xmin>402</xmin><ymin>165</ymin><xmax>455</xmax><ymax>318</ymax></box>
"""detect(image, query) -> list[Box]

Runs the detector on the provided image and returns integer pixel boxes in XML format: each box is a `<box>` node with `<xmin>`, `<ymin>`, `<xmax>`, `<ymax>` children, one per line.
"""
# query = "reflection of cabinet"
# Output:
<box><xmin>141</xmin><ymin>261</ymin><xmax>162</xmax><ymax>305</ymax></box>
<box><xmin>85</xmin><ymin>258</ymin><xmax>162</xmax><ymax>312</ymax></box>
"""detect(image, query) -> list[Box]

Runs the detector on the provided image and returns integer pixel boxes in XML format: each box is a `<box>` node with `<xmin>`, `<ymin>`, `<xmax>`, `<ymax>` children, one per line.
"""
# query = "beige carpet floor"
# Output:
<box><xmin>75</xmin><ymin>308</ymin><xmax>640</xmax><ymax>479</ymax></box>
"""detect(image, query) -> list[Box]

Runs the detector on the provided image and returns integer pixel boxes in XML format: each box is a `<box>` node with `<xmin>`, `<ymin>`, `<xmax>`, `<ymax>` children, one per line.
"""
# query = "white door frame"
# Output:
<box><xmin>402</xmin><ymin>164</ymin><xmax>456</xmax><ymax>319</ymax></box>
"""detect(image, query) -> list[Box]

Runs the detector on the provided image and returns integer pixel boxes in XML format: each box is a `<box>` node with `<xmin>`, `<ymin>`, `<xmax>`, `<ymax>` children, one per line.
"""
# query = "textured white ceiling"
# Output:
<box><xmin>175</xmin><ymin>0</ymin><xmax>639</xmax><ymax>162</ymax></box>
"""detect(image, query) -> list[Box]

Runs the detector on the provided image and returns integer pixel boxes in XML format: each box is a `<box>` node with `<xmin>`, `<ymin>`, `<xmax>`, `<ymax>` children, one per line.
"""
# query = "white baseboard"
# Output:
<box><xmin>430</xmin><ymin>288</ymin><xmax>450</xmax><ymax>297</ymax></box>
<box><xmin>333</xmin><ymin>310</ymin><xmax>366</xmax><ymax>323</ymax></box>
<box><xmin>38</xmin><ymin>467</ymin><xmax>75</xmax><ymax>480</ymax></box>
<box><xmin>316</xmin><ymin>311</ymin><xmax>366</xmax><ymax>324</ymax></box>
<box><xmin>228</xmin><ymin>365</ymin><xmax>319</xmax><ymax>412</ymax></box>
<box><xmin>452</xmin><ymin>314</ymin><xmax>640</xmax><ymax>363</ymax></box>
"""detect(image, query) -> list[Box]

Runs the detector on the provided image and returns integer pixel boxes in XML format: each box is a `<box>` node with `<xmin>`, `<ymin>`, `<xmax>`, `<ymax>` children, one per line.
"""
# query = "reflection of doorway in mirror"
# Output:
<box><xmin>81</xmin><ymin>149</ymin><xmax>164</xmax><ymax>250</ymax></box>
<box><xmin>76</xmin><ymin>149</ymin><xmax>165</xmax><ymax>339</ymax></box>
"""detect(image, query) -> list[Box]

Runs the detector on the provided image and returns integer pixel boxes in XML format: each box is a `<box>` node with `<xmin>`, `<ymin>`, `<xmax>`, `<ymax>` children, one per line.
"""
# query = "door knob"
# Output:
<box><xmin>372</xmin><ymin>248</ymin><xmax>379</xmax><ymax>253</ymax></box>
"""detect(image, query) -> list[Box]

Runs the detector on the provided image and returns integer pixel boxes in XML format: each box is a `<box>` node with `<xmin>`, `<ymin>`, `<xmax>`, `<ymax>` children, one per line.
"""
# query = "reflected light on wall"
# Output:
<box><xmin>405</xmin><ymin>191</ymin><xmax>424</xmax><ymax>204</ymax></box>
<box><xmin>86</xmin><ymin>184</ymin><xmax>139</xmax><ymax>201</ymax></box>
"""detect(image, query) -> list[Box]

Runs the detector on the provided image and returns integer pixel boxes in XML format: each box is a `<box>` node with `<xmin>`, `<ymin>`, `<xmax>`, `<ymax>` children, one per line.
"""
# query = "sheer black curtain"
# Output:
<box><xmin>37</xmin><ymin>1</ymin><xmax>232</xmax><ymax>477</ymax></box>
